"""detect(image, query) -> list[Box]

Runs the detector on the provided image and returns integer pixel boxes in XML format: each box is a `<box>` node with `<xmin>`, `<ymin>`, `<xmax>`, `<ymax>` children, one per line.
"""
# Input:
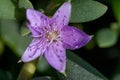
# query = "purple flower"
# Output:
<box><xmin>21</xmin><ymin>2</ymin><xmax>92</xmax><ymax>73</ymax></box>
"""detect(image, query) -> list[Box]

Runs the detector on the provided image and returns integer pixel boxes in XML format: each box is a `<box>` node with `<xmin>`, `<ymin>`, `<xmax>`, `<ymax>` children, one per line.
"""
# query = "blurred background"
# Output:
<box><xmin>0</xmin><ymin>0</ymin><xmax>120</xmax><ymax>80</ymax></box>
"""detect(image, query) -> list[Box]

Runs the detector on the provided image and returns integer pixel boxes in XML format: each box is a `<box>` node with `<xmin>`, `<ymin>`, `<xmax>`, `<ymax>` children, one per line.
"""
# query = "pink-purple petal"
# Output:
<box><xmin>26</xmin><ymin>22</ymin><xmax>43</xmax><ymax>37</ymax></box>
<box><xmin>26</xmin><ymin>9</ymin><xmax>49</xmax><ymax>28</ymax></box>
<box><xmin>52</xmin><ymin>2</ymin><xmax>71</xmax><ymax>30</ymax></box>
<box><xmin>60</xmin><ymin>26</ymin><xmax>92</xmax><ymax>50</ymax></box>
<box><xmin>44</xmin><ymin>42</ymin><xmax>66</xmax><ymax>72</ymax></box>
<box><xmin>22</xmin><ymin>38</ymin><xmax>47</xmax><ymax>62</ymax></box>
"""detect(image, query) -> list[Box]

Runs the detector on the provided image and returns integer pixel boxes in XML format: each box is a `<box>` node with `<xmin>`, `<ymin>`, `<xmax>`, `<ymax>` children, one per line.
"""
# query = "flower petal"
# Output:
<box><xmin>26</xmin><ymin>9</ymin><xmax>51</xmax><ymax>37</ymax></box>
<box><xmin>44</xmin><ymin>42</ymin><xmax>66</xmax><ymax>72</ymax></box>
<box><xmin>26</xmin><ymin>22</ymin><xmax>44</xmax><ymax>37</ymax></box>
<box><xmin>60</xmin><ymin>26</ymin><xmax>92</xmax><ymax>50</ymax></box>
<box><xmin>22</xmin><ymin>38</ymin><xmax>47</xmax><ymax>62</ymax></box>
<box><xmin>26</xmin><ymin>9</ymin><xmax>49</xmax><ymax>28</ymax></box>
<box><xmin>52</xmin><ymin>2</ymin><xmax>71</xmax><ymax>30</ymax></box>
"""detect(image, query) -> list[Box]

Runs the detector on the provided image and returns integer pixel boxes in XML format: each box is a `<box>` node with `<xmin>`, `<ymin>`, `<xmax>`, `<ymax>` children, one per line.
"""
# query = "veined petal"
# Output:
<box><xmin>26</xmin><ymin>9</ymin><xmax>50</xmax><ymax>29</ymax></box>
<box><xmin>26</xmin><ymin>22</ymin><xmax>43</xmax><ymax>37</ymax></box>
<box><xmin>44</xmin><ymin>42</ymin><xmax>66</xmax><ymax>73</ymax></box>
<box><xmin>22</xmin><ymin>38</ymin><xmax>47</xmax><ymax>62</ymax></box>
<box><xmin>60</xmin><ymin>26</ymin><xmax>92</xmax><ymax>50</ymax></box>
<box><xmin>52</xmin><ymin>2</ymin><xmax>71</xmax><ymax>30</ymax></box>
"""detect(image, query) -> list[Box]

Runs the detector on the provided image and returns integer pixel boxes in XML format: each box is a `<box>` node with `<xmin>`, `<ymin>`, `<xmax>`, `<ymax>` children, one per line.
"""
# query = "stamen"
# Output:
<box><xmin>46</xmin><ymin>31</ymin><xmax>59</xmax><ymax>42</ymax></box>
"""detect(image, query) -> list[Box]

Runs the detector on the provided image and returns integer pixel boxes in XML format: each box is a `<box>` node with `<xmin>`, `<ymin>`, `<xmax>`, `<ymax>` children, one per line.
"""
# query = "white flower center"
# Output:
<box><xmin>46</xmin><ymin>31</ymin><xmax>59</xmax><ymax>42</ymax></box>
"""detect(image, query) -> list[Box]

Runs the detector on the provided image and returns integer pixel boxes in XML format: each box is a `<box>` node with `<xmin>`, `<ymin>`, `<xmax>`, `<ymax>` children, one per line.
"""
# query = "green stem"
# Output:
<box><xmin>17</xmin><ymin>60</ymin><xmax>38</xmax><ymax>80</ymax></box>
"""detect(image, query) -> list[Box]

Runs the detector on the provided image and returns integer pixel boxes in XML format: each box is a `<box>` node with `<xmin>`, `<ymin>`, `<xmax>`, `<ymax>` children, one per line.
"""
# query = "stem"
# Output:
<box><xmin>17</xmin><ymin>60</ymin><xmax>38</xmax><ymax>80</ymax></box>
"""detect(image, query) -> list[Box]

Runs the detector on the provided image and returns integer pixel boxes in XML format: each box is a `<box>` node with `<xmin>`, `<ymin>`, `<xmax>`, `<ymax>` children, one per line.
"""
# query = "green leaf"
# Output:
<box><xmin>85</xmin><ymin>39</ymin><xmax>95</xmax><ymax>50</ymax></box>
<box><xmin>0</xmin><ymin>69</ymin><xmax>12</xmax><ymax>80</ymax></box>
<box><xmin>0</xmin><ymin>20</ymin><xmax>32</xmax><ymax>56</ymax></box>
<box><xmin>110</xmin><ymin>0</ymin><xmax>120</xmax><ymax>22</ymax></box>
<box><xmin>0</xmin><ymin>0</ymin><xmax>16</xmax><ymax>20</ymax></box>
<box><xmin>70</xmin><ymin>0</ymin><xmax>108</xmax><ymax>23</ymax></box>
<box><xmin>37</xmin><ymin>56</ymin><xmax>51</xmax><ymax>73</ymax></box>
<box><xmin>110</xmin><ymin>22</ymin><xmax>120</xmax><ymax>31</ymax></box>
<box><xmin>32</xmin><ymin>76</ymin><xmax>57</xmax><ymax>80</ymax></box>
<box><xmin>96</xmin><ymin>28</ymin><xmax>118</xmax><ymax>48</ymax></box>
<box><xmin>18</xmin><ymin>0</ymin><xmax>33</xmax><ymax>9</ymax></box>
<box><xmin>64</xmin><ymin>51</ymin><xmax>108</xmax><ymax>80</ymax></box>
<box><xmin>20</xmin><ymin>23</ymin><xmax>30</xmax><ymax>36</ymax></box>
<box><xmin>37</xmin><ymin>56</ymin><xmax>59</xmax><ymax>78</ymax></box>
<box><xmin>0</xmin><ymin>0</ymin><xmax>33</xmax><ymax>20</ymax></box>
<box><xmin>18</xmin><ymin>0</ymin><xmax>33</xmax><ymax>35</ymax></box>
<box><xmin>0</xmin><ymin>39</ymin><xmax>4</xmax><ymax>55</ymax></box>
<box><xmin>17</xmin><ymin>0</ymin><xmax>33</xmax><ymax>20</ymax></box>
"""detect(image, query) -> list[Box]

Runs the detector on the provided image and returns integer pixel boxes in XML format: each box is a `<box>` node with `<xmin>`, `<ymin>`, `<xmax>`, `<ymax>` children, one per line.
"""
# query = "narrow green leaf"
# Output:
<box><xmin>96</xmin><ymin>28</ymin><xmax>118</xmax><ymax>48</ymax></box>
<box><xmin>0</xmin><ymin>39</ymin><xmax>4</xmax><ymax>56</ymax></box>
<box><xmin>65</xmin><ymin>51</ymin><xmax>108</xmax><ymax>80</ymax></box>
<box><xmin>70</xmin><ymin>0</ymin><xmax>108</xmax><ymax>23</ymax></box>
<box><xmin>20</xmin><ymin>23</ymin><xmax>30</xmax><ymax>36</ymax></box>
<box><xmin>0</xmin><ymin>20</ymin><xmax>32</xmax><ymax>56</ymax></box>
<box><xmin>110</xmin><ymin>0</ymin><xmax>120</xmax><ymax>22</ymax></box>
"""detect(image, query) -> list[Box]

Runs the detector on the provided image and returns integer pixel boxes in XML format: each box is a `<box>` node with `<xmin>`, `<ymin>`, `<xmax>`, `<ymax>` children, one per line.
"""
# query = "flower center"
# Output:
<box><xmin>46</xmin><ymin>31</ymin><xmax>58</xmax><ymax>42</ymax></box>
